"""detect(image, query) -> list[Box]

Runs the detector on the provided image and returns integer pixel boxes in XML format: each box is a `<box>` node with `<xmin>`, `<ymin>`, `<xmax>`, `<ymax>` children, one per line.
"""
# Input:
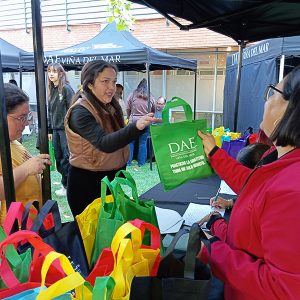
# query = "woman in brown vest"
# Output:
<box><xmin>65</xmin><ymin>60</ymin><xmax>159</xmax><ymax>216</ymax></box>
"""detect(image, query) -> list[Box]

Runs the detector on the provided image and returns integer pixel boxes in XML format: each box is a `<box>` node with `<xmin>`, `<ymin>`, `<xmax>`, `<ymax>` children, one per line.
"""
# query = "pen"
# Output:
<box><xmin>212</xmin><ymin>187</ymin><xmax>221</xmax><ymax>205</ymax></box>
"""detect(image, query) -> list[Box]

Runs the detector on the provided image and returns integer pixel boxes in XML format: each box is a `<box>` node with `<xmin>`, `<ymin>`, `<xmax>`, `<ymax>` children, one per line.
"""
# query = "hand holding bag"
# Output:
<box><xmin>150</xmin><ymin>97</ymin><xmax>213</xmax><ymax>190</ymax></box>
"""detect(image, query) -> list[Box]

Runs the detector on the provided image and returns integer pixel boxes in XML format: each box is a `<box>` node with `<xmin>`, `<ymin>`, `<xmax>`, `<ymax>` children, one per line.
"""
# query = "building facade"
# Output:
<box><xmin>0</xmin><ymin>0</ymin><xmax>237</xmax><ymax>128</ymax></box>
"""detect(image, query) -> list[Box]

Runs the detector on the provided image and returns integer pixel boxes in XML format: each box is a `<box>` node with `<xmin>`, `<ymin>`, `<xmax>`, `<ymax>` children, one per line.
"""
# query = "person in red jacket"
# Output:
<box><xmin>197</xmin><ymin>65</ymin><xmax>300</xmax><ymax>300</ymax></box>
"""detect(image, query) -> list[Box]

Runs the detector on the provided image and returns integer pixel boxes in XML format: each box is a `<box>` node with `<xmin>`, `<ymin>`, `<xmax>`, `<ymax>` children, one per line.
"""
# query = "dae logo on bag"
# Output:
<box><xmin>150</xmin><ymin>96</ymin><xmax>213</xmax><ymax>190</ymax></box>
<box><xmin>168</xmin><ymin>137</ymin><xmax>197</xmax><ymax>154</ymax></box>
<box><xmin>168</xmin><ymin>136</ymin><xmax>206</xmax><ymax>174</ymax></box>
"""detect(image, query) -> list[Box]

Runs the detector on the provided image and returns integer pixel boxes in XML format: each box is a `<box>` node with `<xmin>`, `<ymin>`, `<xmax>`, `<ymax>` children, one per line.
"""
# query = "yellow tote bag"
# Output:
<box><xmin>76</xmin><ymin>195</ymin><xmax>113</xmax><ymax>266</ymax></box>
<box><xmin>109</xmin><ymin>222</ymin><xmax>160</xmax><ymax>300</ymax></box>
<box><xmin>37</xmin><ymin>251</ymin><xmax>85</xmax><ymax>300</ymax></box>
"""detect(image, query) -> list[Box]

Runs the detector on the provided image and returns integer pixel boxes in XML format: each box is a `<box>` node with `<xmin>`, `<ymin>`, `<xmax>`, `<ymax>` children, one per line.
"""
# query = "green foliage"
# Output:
<box><xmin>107</xmin><ymin>0</ymin><xmax>135</xmax><ymax>30</ymax></box>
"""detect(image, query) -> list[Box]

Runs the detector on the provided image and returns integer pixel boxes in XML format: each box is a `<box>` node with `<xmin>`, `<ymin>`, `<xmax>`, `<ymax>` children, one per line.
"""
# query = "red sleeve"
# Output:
<box><xmin>209</xmin><ymin>148</ymin><xmax>252</xmax><ymax>193</ymax></box>
<box><xmin>209</xmin><ymin>191</ymin><xmax>300</xmax><ymax>299</ymax></box>
<box><xmin>210</xmin><ymin>218</ymin><xmax>228</xmax><ymax>241</ymax></box>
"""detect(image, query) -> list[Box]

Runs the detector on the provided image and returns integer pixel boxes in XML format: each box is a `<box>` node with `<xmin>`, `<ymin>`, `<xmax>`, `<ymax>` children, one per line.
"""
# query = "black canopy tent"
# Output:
<box><xmin>0</xmin><ymin>38</ymin><xmax>34</xmax><ymax>72</ymax></box>
<box><xmin>224</xmin><ymin>36</ymin><xmax>300</xmax><ymax>132</ymax></box>
<box><xmin>128</xmin><ymin>0</ymin><xmax>300</xmax><ymax>131</ymax></box>
<box><xmin>22</xmin><ymin>21</ymin><xmax>196</xmax><ymax>72</ymax></box>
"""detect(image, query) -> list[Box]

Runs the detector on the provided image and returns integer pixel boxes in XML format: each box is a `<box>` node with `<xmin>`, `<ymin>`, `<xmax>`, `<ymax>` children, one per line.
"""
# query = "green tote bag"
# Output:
<box><xmin>150</xmin><ymin>97</ymin><xmax>214</xmax><ymax>190</ymax></box>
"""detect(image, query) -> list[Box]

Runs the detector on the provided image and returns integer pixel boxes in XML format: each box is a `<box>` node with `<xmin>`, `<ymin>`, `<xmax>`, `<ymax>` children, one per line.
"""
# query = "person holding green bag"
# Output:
<box><xmin>65</xmin><ymin>60</ymin><xmax>160</xmax><ymax>217</ymax></box>
<box><xmin>150</xmin><ymin>97</ymin><xmax>214</xmax><ymax>190</ymax></box>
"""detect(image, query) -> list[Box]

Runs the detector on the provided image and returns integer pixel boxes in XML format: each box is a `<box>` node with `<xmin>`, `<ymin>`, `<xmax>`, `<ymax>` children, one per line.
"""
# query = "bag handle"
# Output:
<box><xmin>101</xmin><ymin>177</ymin><xmax>119</xmax><ymax>214</ymax></box>
<box><xmin>0</xmin><ymin>227</ymin><xmax>23</xmax><ymax>269</ymax></box>
<box><xmin>0</xmin><ymin>231</ymin><xmax>53</xmax><ymax>288</ymax></box>
<box><xmin>111</xmin><ymin>177</ymin><xmax>140</xmax><ymax>205</ymax></box>
<box><xmin>162</xmin><ymin>97</ymin><xmax>193</xmax><ymax>123</ymax></box>
<box><xmin>111</xmin><ymin>222</ymin><xmax>142</xmax><ymax>256</ymax></box>
<box><xmin>3</xmin><ymin>202</ymin><xmax>34</xmax><ymax>235</ymax></box>
<box><xmin>115</xmin><ymin>169</ymin><xmax>136</xmax><ymax>186</ymax></box>
<box><xmin>129</xmin><ymin>219</ymin><xmax>160</xmax><ymax>250</ymax></box>
<box><xmin>21</xmin><ymin>201</ymin><xmax>54</xmax><ymax>232</ymax></box>
<box><xmin>164</xmin><ymin>228</ymin><xmax>190</xmax><ymax>257</ymax></box>
<box><xmin>110</xmin><ymin>238</ymin><xmax>133</xmax><ymax>299</ymax></box>
<box><xmin>37</xmin><ymin>251</ymin><xmax>85</xmax><ymax>299</ymax></box>
<box><xmin>93</xmin><ymin>276</ymin><xmax>115</xmax><ymax>300</ymax></box>
<box><xmin>184</xmin><ymin>223</ymin><xmax>206</xmax><ymax>279</ymax></box>
<box><xmin>30</xmin><ymin>200</ymin><xmax>62</xmax><ymax>233</ymax></box>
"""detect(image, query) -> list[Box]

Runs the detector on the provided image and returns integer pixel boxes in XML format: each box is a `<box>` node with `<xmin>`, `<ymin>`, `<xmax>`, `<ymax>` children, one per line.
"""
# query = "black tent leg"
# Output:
<box><xmin>233</xmin><ymin>40</ymin><xmax>245</xmax><ymax>132</ymax></box>
<box><xmin>146</xmin><ymin>64</ymin><xmax>153</xmax><ymax>171</ymax></box>
<box><xmin>0</xmin><ymin>54</ymin><xmax>16</xmax><ymax>210</ymax></box>
<box><xmin>31</xmin><ymin>0</ymin><xmax>51</xmax><ymax>202</ymax></box>
<box><xmin>193</xmin><ymin>70</ymin><xmax>197</xmax><ymax>120</ymax></box>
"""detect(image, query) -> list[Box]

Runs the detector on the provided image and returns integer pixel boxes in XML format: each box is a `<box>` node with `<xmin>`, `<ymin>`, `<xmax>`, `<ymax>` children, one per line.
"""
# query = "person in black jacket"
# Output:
<box><xmin>47</xmin><ymin>63</ymin><xmax>74</xmax><ymax>197</ymax></box>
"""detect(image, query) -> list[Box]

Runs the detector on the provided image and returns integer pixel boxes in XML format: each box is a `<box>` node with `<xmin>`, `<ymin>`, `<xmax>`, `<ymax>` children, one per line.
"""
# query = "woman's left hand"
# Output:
<box><xmin>197</xmin><ymin>211</ymin><xmax>222</xmax><ymax>226</ymax></box>
<box><xmin>136</xmin><ymin>113</ymin><xmax>161</xmax><ymax>130</ymax></box>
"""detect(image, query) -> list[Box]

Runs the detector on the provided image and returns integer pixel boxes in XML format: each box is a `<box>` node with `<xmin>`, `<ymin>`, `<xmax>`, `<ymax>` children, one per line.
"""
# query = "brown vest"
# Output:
<box><xmin>65</xmin><ymin>97</ymin><xmax>129</xmax><ymax>171</ymax></box>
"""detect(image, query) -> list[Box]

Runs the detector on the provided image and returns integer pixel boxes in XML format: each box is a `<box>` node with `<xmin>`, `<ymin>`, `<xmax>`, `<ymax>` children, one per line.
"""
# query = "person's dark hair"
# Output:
<box><xmin>8</xmin><ymin>79</ymin><xmax>18</xmax><ymax>86</ymax></box>
<box><xmin>47</xmin><ymin>63</ymin><xmax>70</xmax><ymax>97</ymax></box>
<box><xmin>116</xmin><ymin>83</ymin><xmax>124</xmax><ymax>90</ymax></box>
<box><xmin>4</xmin><ymin>83</ymin><xmax>29</xmax><ymax>114</ymax></box>
<box><xmin>236</xmin><ymin>143</ymin><xmax>271</xmax><ymax>169</ymax></box>
<box><xmin>157</xmin><ymin>96</ymin><xmax>166</xmax><ymax>104</ymax></box>
<box><xmin>72</xmin><ymin>60</ymin><xmax>125</xmax><ymax>129</ymax></box>
<box><xmin>270</xmin><ymin>65</ymin><xmax>300</xmax><ymax>147</ymax></box>
<box><xmin>133</xmin><ymin>78</ymin><xmax>148</xmax><ymax>99</ymax></box>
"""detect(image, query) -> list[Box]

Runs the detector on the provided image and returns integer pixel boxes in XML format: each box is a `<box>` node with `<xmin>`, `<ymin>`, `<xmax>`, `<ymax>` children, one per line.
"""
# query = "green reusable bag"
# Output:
<box><xmin>90</xmin><ymin>177</ymin><xmax>124</xmax><ymax>269</ymax></box>
<box><xmin>48</xmin><ymin>140</ymin><xmax>56</xmax><ymax>171</ymax></box>
<box><xmin>111</xmin><ymin>170</ymin><xmax>161</xmax><ymax>249</ymax></box>
<box><xmin>150</xmin><ymin>97</ymin><xmax>214</xmax><ymax>190</ymax></box>
<box><xmin>0</xmin><ymin>227</ymin><xmax>32</xmax><ymax>289</ymax></box>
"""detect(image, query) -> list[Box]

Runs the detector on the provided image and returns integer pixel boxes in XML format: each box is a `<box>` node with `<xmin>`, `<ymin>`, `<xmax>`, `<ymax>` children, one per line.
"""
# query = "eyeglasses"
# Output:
<box><xmin>9</xmin><ymin>112</ymin><xmax>32</xmax><ymax>124</ymax></box>
<box><xmin>264</xmin><ymin>84</ymin><xmax>284</xmax><ymax>101</ymax></box>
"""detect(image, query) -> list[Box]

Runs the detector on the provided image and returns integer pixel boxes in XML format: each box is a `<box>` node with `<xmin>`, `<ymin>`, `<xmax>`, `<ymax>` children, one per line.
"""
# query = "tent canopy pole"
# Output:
<box><xmin>31</xmin><ymin>0</ymin><xmax>51</xmax><ymax>202</ymax></box>
<box><xmin>233</xmin><ymin>40</ymin><xmax>246</xmax><ymax>132</ymax></box>
<box><xmin>0</xmin><ymin>54</ymin><xmax>16</xmax><ymax>208</ymax></box>
<box><xmin>193</xmin><ymin>70</ymin><xmax>197</xmax><ymax>120</ymax></box>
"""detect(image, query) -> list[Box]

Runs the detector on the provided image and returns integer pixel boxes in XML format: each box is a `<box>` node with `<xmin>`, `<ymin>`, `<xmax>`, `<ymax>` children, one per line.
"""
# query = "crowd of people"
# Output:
<box><xmin>1</xmin><ymin>60</ymin><xmax>300</xmax><ymax>299</ymax></box>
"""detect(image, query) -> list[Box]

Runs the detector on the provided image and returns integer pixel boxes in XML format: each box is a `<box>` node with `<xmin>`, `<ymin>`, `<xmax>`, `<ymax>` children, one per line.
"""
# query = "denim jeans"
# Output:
<box><xmin>127</xmin><ymin>127</ymin><xmax>149</xmax><ymax>166</ymax></box>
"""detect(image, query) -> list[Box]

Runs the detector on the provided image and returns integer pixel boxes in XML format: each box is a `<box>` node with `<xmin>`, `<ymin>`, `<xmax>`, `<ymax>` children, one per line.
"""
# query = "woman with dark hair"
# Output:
<box><xmin>126</xmin><ymin>78</ymin><xmax>156</xmax><ymax>167</ymax></box>
<box><xmin>197</xmin><ymin>65</ymin><xmax>300</xmax><ymax>299</ymax></box>
<box><xmin>0</xmin><ymin>83</ymin><xmax>51</xmax><ymax>224</ymax></box>
<box><xmin>47</xmin><ymin>63</ymin><xmax>74</xmax><ymax>197</ymax></box>
<box><xmin>65</xmin><ymin>61</ymin><xmax>159</xmax><ymax>216</ymax></box>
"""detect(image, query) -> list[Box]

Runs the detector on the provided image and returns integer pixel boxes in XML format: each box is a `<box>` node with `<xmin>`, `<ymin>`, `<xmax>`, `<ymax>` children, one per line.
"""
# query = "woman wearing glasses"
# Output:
<box><xmin>0</xmin><ymin>83</ymin><xmax>51</xmax><ymax>224</ymax></box>
<box><xmin>197</xmin><ymin>66</ymin><xmax>300</xmax><ymax>299</ymax></box>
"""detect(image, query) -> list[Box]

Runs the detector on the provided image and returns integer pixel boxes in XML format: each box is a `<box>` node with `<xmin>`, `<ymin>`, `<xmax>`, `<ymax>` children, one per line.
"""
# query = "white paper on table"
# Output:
<box><xmin>155</xmin><ymin>206</ymin><xmax>184</xmax><ymax>234</ymax></box>
<box><xmin>182</xmin><ymin>203</ymin><xmax>225</xmax><ymax>227</ymax></box>
<box><xmin>219</xmin><ymin>180</ymin><xmax>237</xmax><ymax>196</ymax></box>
